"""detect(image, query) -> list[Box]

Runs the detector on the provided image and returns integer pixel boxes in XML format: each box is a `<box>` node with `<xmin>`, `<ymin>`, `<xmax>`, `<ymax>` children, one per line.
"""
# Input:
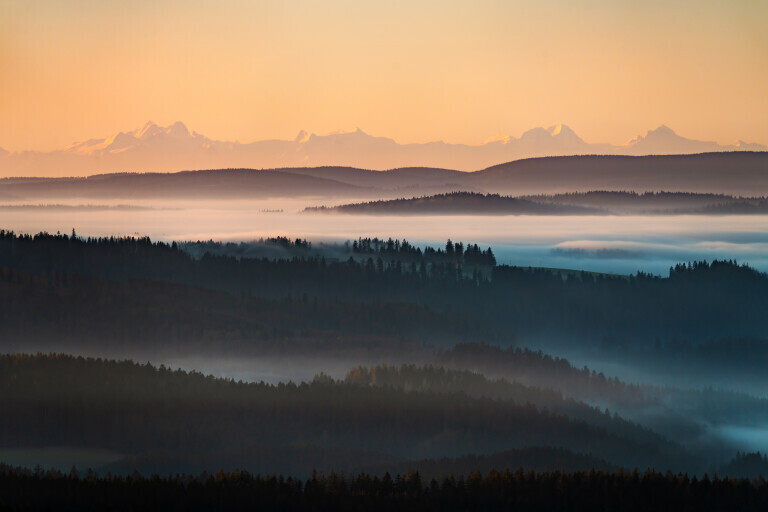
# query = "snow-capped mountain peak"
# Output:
<box><xmin>1</xmin><ymin>122</ymin><xmax>765</xmax><ymax>176</ymax></box>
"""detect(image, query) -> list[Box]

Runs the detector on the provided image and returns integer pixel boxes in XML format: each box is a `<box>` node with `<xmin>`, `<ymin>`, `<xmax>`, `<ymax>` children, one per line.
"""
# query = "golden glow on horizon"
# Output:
<box><xmin>1</xmin><ymin>0</ymin><xmax>767</xmax><ymax>152</ymax></box>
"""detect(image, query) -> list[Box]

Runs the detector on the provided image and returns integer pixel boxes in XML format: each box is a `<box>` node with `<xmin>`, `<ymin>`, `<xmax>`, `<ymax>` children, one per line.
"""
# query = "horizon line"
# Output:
<box><xmin>3</xmin><ymin>121</ymin><xmax>767</xmax><ymax>155</ymax></box>
<box><xmin>2</xmin><ymin>151</ymin><xmax>766</xmax><ymax>181</ymax></box>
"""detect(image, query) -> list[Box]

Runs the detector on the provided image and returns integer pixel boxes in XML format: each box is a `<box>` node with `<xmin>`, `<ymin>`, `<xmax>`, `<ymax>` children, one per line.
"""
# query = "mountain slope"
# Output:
<box><xmin>623</xmin><ymin>125</ymin><xmax>720</xmax><ymax>154</ymax></box>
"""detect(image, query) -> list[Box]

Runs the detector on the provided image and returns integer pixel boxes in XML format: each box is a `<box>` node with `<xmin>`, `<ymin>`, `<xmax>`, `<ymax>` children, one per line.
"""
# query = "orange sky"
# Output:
<box><xmin>1</xmin><ymin>0</ymin><xmax>767</xmax><ymax>152</ymax></box>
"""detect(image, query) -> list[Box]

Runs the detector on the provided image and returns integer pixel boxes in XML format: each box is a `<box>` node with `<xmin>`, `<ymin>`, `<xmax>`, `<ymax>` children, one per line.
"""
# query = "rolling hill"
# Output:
<box><xmin>1</xmin><ymin>152</ymin><xmax>767</xmax><ymax>200</ymax></box>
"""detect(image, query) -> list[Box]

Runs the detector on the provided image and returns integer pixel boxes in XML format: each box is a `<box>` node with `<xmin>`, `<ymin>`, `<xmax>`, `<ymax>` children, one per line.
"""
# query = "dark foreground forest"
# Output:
<box><xmin>3</xmin><ymin>464</ymin><xmax>768</xmax><ymax>512</ymax></box>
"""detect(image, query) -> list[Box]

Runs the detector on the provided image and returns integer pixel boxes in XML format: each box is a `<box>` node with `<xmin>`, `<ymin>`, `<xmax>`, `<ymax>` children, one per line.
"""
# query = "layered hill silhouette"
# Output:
<box><xmin>0</xmin><ymin>121</ymin><xmax>765</xmax><ymax>176</ymax></box>
<box><xmin>6</xmin><ymin>233</ymin><xmax>768</xmax><ymax>476</ymax></box>
<box><xmin>1</xmin><ymin>152</ymin><xmax>767</xmax><ymax>199</ymax></box>
<box><xmin>0</xmin><ymin>354</ymin><xmax>691</xmax><ymax>476</ymax></box>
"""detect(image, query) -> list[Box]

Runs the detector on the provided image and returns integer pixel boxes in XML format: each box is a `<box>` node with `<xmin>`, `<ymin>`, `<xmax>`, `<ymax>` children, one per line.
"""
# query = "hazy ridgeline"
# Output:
<box><xmin>3</xmin><ymin>153</ymin><xmax>768</xmax><ymax>197</ymax></box>
<box><xmin>1</xmin><ymin>229</ymin><xmax>768</xmax><ymax>483</ymax></box>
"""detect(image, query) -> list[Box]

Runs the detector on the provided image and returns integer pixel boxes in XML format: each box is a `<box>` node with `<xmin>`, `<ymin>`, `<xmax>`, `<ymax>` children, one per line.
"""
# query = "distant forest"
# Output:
<box><xmin>304</xmin><ymin>192</ymin><xmax>600</xmax><ymax>215</ymax></box>
<box><xmin>2</xmin><ymin>230</ymin><xmax>767</xmax><ymax>354</ymax></box>
<box><xmin>304</xmin><ymin>191</ymin><xmax>768</xmax><ymax>216</ymax></box>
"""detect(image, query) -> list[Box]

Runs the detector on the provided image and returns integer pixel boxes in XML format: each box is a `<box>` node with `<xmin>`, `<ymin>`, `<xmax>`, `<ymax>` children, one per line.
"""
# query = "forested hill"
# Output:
<box><xmin>2</xmin><ymin>230</ymin><xmax>768</xmax><ymax>350</ymax></box>
<box><xmin>305</xmin><ymin>191</ymin><xmax>768</xmax><ymax>215</ymax></box>
<box><xmin>524</xmin><ymin>191</ymin><xmax>768</xmax><ymax>214</ymax></box>
<box><xmin>0</xmin><ymin>354</ymin><xmax>690</xmax><ymax>476</ymax></box>
<box><xmin>4</xmin><ymin>230</ymin><xmax>767</xmax><ymax>459</ymax></box>
<box><xmin>3</xmin><ymin>233</ymin><xmax>768</xmax><ymax>481</ymax></box>
<box><xmin>304</xmin><ymin>192</ymin><xmax>601</xmax><ymax>215</ymax></box>
<box><xmin>0</xmin><ymin>232</ymin><xmax>768</xmax><ymax>349</ymax></box>
<box><xmin>343</xmin><ymin>364</ymin><xmax>661</xmax><ymax>447</ymax></box>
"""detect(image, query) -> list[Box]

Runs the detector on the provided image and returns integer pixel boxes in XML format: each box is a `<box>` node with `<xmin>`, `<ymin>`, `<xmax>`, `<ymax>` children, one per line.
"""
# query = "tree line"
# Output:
<box><xmin>2</xmin><ymin>230</ymin><xmax>768</xmax><ymax>346</ymax></box>
<box><xmin>2</xmin><ymin>464</ymin><xmax>768</xmax><ymax>511</ymax></box>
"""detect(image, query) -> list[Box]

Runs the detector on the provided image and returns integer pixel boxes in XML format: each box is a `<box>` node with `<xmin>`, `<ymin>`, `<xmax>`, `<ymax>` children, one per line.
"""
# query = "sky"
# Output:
<box><xmin>1</xmin><ymin>0</ymin><xmax>767</xmax><ymax>152</ymax></box>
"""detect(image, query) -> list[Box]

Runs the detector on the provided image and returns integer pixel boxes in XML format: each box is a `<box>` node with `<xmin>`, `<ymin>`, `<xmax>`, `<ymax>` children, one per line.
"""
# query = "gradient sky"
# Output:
<box><xmin>1</xmin><ymin>0</ymin><xmax>767</xmax><ymax>152</ymax></box>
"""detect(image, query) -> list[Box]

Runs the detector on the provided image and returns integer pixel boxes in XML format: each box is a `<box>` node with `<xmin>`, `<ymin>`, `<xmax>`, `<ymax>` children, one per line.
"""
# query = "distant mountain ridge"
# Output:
<box><xmin>1</xmin><ymin>121</ymin><xmax>765</xmax><ymax>177</ymax></box>
<box><xmin>1</xmin><ymin>153</ymin><xmax>768</xmax><ymax>199</ymax></box>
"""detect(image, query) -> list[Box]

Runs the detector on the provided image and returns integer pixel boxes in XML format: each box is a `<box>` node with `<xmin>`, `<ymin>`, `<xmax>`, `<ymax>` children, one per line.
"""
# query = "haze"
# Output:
<box><xmin>4</xmin><ymin>198</ymin><xmax>768</xmax><ymax>275</ymax></box>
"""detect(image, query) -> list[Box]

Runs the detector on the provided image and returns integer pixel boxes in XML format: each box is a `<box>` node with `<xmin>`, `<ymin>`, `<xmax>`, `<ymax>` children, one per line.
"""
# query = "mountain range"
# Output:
<box><xmin>1</xmin><ymin>122</ymin><xmax>765</xmax><ymax>177</ymax></box>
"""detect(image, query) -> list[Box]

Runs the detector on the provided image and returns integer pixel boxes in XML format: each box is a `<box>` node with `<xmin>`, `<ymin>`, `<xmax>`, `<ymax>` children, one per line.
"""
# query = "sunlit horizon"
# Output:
<box><xmin>7</xmin><ymin>119</ymin><xmax>764</xmax><ymax>154</ymax></box>
<box><xmin>2</xmin><ymin>0</ymin><xmax>767</xmax><ymax>152</ymax></box>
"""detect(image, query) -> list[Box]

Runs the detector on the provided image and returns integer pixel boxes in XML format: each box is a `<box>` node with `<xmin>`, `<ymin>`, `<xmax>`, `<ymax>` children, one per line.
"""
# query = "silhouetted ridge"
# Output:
<box><xmin>304</xmin><ymin>192</ymin><xmax>602</xmax><ymax>215</ymax></box>
<box><xmin>474</xmin><ymin>152</ymin><xmax>768</xmax><ymax>195</ymax></box>
<box><xmin>2</xmin><ymin>152</ymin><xmax>768</xmax><ymax>197</ymax></box>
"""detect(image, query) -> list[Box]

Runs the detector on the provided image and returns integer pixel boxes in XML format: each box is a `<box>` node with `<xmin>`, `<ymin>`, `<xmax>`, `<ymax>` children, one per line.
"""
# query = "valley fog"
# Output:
<box><xmin>3</xmin><ymin>197</ymin><xmax>768</xmax><ymax>275</ymax></box>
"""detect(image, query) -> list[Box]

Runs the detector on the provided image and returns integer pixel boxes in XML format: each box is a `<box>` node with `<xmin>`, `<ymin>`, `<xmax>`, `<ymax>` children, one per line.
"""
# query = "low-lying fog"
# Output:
<box><xmin>3</xmin><ymin>198</ymin><xmax>768</xmax><ymax>275</ymax></box>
